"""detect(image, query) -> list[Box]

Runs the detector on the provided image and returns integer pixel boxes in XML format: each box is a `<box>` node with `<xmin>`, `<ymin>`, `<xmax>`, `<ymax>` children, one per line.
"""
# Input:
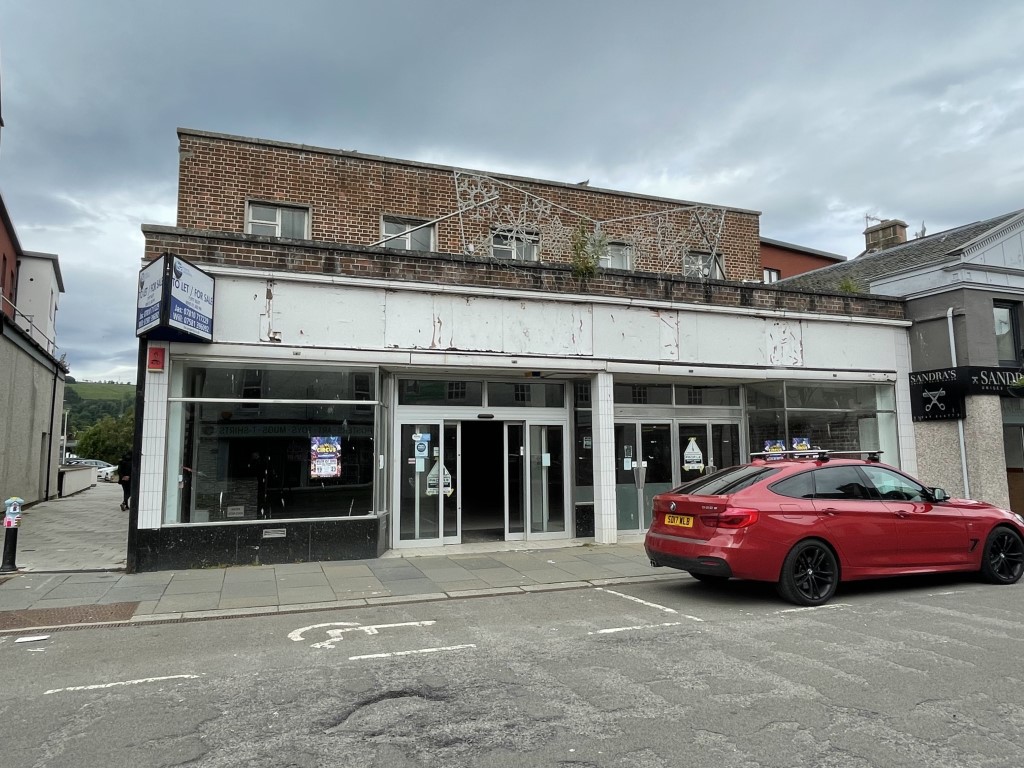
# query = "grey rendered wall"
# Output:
<box><xmin>914</xmin><ymin>395</ymin><xmax>1009</xmax><ymax>508</ymax></box>
<box><xmin>906</xmin><ymin>290</ymin><xmax>967</xmax><ymax>370</ymax></box>
<box><xmin>0</xmin><ymin>335</ymin><xmax>64</xmax><ymax>505</ymax></box>
<box><xmin>906</xmin><ymin>286</ymin><xmax>1023</xmax><ymax>369</ymax></box>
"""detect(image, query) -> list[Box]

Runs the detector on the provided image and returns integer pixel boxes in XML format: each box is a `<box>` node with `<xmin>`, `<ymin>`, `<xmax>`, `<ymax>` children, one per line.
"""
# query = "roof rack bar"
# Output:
<box><xmin>748</xmin><ymin>449</ymin><xmax>884</xmax><ymax>462</ymax></box>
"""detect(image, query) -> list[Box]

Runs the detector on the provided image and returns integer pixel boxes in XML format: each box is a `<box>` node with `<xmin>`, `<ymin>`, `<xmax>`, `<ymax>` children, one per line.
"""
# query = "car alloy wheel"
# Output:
<box><xmin>980</xmin><ymin>527</ymin><xmax>1024</xmax><ymax>585</ymax></box>
<box><xmin>777</xmin><ymin>539</ymin><xmax>838</xmax><ymax>606</ymax></box>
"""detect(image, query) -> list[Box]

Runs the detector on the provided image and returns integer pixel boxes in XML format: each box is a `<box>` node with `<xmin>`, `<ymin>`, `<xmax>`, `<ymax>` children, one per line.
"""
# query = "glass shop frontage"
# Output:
<box><xmin>153</xmin><ymin>359</ymin><xmax>900</xmax><ymax>564</ymax></box>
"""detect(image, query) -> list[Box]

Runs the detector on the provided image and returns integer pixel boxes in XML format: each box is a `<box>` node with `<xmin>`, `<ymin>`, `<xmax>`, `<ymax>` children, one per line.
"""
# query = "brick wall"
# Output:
<box><xmin>143</xmin><ymin>226</ymin><xmax>906</xmax><ymax>321</ymax></box>
<box><xmin>175</xmin><ymin>129</ymin><xmax>763</xmax><ymax>281</ymax></box>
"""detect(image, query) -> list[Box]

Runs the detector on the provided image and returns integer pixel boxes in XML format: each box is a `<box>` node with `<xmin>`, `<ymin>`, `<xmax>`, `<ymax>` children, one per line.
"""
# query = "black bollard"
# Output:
<box><xmin>0</xmin><ymin>527</ymin><xmax>17</xmax><ymax>573</ymax></box>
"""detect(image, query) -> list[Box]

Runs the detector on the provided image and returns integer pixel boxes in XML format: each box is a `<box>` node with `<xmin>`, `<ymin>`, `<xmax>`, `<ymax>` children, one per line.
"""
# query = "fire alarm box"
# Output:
<box><xmin>148</xmin><ymin>347</ymin><xmax>166</xmax><ymax>372</ymax></box>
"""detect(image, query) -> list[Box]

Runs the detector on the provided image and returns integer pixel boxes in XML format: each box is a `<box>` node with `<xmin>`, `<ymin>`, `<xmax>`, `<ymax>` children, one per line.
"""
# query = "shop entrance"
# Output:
<box><xmin>614</xmin><ymin>419</ymin><xmax>742</xmax><ymax>533</ymax></box>
<box><xmin>394</xmin><ymin>417</ymin><xmax>569</xmax><ymax>548</ymax></box>
<box><xmin>460</xmin><ymin>421</ymin><xmax>505</xmax><ymax>542</ymax></box>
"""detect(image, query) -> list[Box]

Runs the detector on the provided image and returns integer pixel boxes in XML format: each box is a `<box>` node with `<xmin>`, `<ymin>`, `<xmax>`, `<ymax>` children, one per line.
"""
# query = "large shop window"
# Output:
<box><xmin>167</xmin><ymin>364</ymin><xmax>377</xmax><ymax>524</ymax></box>
<box><xmin>746</xmin><ymin>381</ymin><xmax>898</xmax><ymax>462</ymax></box>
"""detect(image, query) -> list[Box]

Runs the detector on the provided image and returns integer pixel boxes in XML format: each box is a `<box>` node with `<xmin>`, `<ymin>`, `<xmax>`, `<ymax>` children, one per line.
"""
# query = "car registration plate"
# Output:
<box><xmin>665</xmin><ymin>514</ymin><xmax>693</xmax><ymax>528</ymax></box>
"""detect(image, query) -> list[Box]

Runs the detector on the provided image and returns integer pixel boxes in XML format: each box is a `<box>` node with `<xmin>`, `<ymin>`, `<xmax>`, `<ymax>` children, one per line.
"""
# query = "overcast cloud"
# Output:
<box><xmin>1</xmin><ymin>0</ymin><xmax>1022</xmax><ymax>382</ymax></box>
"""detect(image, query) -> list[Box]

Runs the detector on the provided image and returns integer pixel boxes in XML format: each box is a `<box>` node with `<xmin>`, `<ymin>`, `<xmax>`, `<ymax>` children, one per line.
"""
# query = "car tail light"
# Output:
<box><xmin>701</xmin><ymin>508</ymin><xmax>759</xmax><ymax>529</ymax></box>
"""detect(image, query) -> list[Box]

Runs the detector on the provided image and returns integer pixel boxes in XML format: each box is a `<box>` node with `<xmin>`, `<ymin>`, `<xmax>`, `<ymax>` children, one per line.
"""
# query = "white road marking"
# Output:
<box><xmin>927</xmin><ymin>591</ymin><xmax>964</xmax><ymax>597</ymax></box>
<box><xmin>15</xmin><ymin>635</ymin><xmax>50</xmax><ymax>643</ymax></box>
<box><xmin>588</xmin><ymin>622</ymin><xmax>684</xmax><ymax>635</ymax></box>
<box><xmin>349</xmin><ymin>644</ymin><xmax>476</xmax><ymax>661</ymax></box>
<box><xmin>596</xmin><ymin>587</ymin><xmax>704</xmax><ymax>622</ymax></box>
<box><xmin>774</xmin><ymin>603</ymin><xmax>851</xmax><ymax>614</ymax></box>
<box><xmin>44</xmin><ymin>674</ymin><xmax>200</xmax><ymax>695</ymax></box>
<box><xmin>289</xmin><ymin>620</ymin><xmax>438</xmax><ymax>649</ymax></box>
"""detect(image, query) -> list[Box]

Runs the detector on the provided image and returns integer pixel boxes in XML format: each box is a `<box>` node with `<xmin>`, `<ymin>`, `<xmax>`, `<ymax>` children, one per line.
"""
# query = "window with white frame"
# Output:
<box><xmin>491</xmin><ymin>229</ymin><xmax>539</xmax><ymax>261</ymax></box>
<box><xmin>600</xmin><ymin>242</ymin><xmax>633</xmax><ymax>270</ymax></box>
<box><xmin>683</xmin><ymin>251</ymin><xmax>724</xmax><ymax>279</ymax></box>
<box><xmin>246</xmin><ymin>202</ymin><xmax>310</xmax><ymax>239</ymax></box>
<box><xmin>994</xmin><ymin>301</ymin><xmax>1021</xmax><ymax>366</ymax></box>
<box><xmin>381</xmin><ymin>216</ymin><xmax>434</xmax><ymax>251</ymax></box>
<box><xmin>763</xmin><ymin>267</ymin><xmax>781</xmax><ymax>283</ymax></box>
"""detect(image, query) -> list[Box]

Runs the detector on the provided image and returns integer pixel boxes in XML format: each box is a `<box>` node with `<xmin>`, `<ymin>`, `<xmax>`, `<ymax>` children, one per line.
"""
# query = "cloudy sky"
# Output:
<box><xmin>1</xmin><ymin>0</ymin><xmax>1022</xmax><ymax>382</ymax></box>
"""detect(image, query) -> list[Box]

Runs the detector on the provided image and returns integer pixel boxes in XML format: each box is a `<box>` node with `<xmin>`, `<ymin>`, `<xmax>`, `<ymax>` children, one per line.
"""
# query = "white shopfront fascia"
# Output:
<box><xmin>138</xmin><ymin>265</ymin><xmax>915</xmax><ymax>546</ymax></box>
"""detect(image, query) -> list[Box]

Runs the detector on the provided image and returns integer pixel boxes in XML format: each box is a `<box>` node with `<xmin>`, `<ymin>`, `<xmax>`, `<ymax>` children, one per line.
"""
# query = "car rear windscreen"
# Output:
<box><xmin>671</xmin><ymin>465</ymin><xmax>779</xmax><ymax>496</ymax></box>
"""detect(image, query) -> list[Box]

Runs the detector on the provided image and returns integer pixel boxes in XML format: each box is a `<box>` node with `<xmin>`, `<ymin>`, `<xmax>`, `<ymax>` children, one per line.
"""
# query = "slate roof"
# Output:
<box><xmin>775</xmin><ymin>210</ymin><xmax>1024</xmax><ymax>294</ymax></box>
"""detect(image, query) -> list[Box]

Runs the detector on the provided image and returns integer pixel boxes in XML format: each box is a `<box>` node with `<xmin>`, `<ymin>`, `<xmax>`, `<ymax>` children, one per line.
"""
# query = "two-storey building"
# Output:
<box><xmin>132</xmin><ymin>128</ymin><xmax>913</xmax><ymax>570</ymax></box>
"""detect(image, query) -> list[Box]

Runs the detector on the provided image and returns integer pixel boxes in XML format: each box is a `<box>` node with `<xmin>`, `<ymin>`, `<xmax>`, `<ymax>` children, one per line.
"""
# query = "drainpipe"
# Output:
<box><xmin>44</xmin><ymin>362</ymin><xmax>59</xmax><ymax>500</ymax></box>
<box><xmin>947</xmin><ymin>308</ymin><xmax>971</xmax><ymax>498</ymax></box>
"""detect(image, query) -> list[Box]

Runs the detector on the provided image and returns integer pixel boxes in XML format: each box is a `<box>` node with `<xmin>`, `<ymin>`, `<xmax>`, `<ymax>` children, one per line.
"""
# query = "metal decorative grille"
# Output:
<box><xmin>453</xmin><ymin>171</ymin><xmax>728</xmax><ymax>277</ymax></box>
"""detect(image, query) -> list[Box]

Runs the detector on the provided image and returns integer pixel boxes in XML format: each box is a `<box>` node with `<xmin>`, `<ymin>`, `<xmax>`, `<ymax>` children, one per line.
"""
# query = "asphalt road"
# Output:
<box><xmin>2</xmin><ymin>573</ymin><xmax>1023</xmax><ymax>767</ymax></box>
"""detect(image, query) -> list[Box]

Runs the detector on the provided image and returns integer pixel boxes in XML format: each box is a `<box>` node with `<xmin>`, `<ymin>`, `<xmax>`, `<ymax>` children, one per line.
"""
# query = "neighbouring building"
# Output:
<box><xmin>760</xmin><ymin>237</ymin><xmax>845</xmax><ymax>283</ymax></box>
<box><xmin>778</xmin><ymin>211</ymin><xmax>1024</xmax><ymax>512</ymax></box>
<box><xmin>0</xmin><ymin>190</ymin><xmax>67</xmax><ymax>505</ymax></box>
<box><xmin>131</xmin><ymin>128</ymin><xmax>915</xmax><ymax>570</ymax></box>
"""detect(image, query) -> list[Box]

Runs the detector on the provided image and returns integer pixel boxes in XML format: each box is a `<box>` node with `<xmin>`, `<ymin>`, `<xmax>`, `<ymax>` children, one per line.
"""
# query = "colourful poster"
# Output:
<box><xmin>310</xmin><ymin>436</ymin><xmax>342</xmax><ymax>478</ymax></box>
<box><xmin>764</xmin><ymin>439</ymin><xmax>786</xmax><ymax>460</ymax></box>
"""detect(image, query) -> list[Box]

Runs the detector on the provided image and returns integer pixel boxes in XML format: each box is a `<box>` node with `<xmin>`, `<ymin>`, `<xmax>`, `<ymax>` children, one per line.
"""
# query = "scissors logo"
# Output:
<box><xmin>923</xmin><ymin>388</ymin><xmax>946</xmax><ymax>412</ymax></box>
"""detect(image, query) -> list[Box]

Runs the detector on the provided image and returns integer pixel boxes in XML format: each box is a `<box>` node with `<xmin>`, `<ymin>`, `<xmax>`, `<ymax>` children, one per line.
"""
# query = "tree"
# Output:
<box><xmin>75</xmin><ymin>409</ymin><xmax>135</xmax><ymax>463</ymax></box>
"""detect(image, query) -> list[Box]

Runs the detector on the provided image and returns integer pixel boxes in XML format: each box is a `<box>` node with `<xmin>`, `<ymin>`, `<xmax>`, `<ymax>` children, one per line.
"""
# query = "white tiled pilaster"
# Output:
<box><xmin>139</xmin><ymin>341</ymin><xmax>169</xmax><ymax>529</ymax></box>
<box><xmin>591</xmin><ymin>371</ymin><xmax>617</xmax><ymax>544</ymax></box>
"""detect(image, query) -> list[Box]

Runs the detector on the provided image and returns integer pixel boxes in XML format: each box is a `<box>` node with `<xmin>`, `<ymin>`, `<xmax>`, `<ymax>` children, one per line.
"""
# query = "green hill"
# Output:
<box><xmin>67</xmin><ymin>382</ymin><xmax>136</xmax><ymax>401</ymax></box>
<box><xmin>64</xmin><ymin>382</ymin><xmax>136</xmax><ymax>438</ymax></box>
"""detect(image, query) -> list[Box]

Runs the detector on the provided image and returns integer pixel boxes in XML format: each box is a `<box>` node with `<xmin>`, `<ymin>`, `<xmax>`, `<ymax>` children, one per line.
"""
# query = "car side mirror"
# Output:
<box><xmin>930</xmin><ymin>487</ymin><xmax>949</xmax><ymax>503</ymax></box>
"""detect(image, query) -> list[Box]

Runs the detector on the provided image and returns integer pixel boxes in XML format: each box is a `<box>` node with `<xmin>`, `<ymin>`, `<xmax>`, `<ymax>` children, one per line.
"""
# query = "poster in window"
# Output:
<box><xmin>310</xmin><ymin>436</ymin><xmax>342</xmax><ymax>479</ymax></box>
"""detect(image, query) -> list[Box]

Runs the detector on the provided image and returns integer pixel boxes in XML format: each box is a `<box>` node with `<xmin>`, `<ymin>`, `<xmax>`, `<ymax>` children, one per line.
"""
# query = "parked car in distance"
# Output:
<box><xmin>66</xmin><ymin>458</ymin><xmax>116</xmax><ymax>482</ymax></box>
<box><xmin>645</xmin><ymin>449</ymin><xmax>1024</xmax><ymax>606</ymax></box>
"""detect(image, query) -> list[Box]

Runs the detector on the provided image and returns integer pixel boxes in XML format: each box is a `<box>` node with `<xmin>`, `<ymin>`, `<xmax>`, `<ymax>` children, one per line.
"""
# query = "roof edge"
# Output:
<box><xmin>175</xmin><ymin>127</ymin><xmax>762</xmax><ymax>218</ymax></box>
<box><xmin>760</xmin><ymin>236</ymin><xmax>845</xmax><ymax>262</ymax></box>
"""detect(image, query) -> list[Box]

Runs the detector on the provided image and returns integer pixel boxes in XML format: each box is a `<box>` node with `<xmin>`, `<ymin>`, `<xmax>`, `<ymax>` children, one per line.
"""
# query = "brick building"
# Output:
<box><xmin>131</xmin><ymin>128</ymin><xmax>914</xmax><ymax>570</ymax></box>
<box><xmin>759</xmin><ymin>237</ymin><xmax>845</xmax><ymax>283</ymax></box>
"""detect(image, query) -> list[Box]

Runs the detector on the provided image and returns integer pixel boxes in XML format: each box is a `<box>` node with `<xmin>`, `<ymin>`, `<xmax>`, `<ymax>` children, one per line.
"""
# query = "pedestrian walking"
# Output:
<box><xmin>117</xmin><ymin>452</ymin><xmax>132</xmax><ymax>511</ymax></box>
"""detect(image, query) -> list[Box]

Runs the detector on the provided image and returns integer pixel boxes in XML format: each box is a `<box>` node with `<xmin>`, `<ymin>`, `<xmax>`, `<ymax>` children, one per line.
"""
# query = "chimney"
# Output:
<box><xmin>863</xmin><ymin>219</ymin><xmax>908</xmax><ymax>252</ymax></box>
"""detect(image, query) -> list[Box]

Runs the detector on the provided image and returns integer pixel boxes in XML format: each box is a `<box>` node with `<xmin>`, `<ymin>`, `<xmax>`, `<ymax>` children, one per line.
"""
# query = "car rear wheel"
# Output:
<box><xmin>688</xmin><ymin>572</ymin><xmax>728</xmax><ymax>585</ymax></box>
<box><xmin>777</xmin><ymin>539</ymin><xmax>838</xmax><ymax>606</ymax></box>
<box><xmin>980</xmin><ymin>527</ymin><xmax>1024</xmax><ymax>585</ymax></box>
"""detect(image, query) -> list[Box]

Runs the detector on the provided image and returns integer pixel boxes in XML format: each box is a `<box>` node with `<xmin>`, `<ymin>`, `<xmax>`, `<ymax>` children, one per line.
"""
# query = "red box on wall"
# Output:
<box><xmin>148</xmin><ymin>347</ymin><xmax>166</xmax><ymax>372</ymax></box>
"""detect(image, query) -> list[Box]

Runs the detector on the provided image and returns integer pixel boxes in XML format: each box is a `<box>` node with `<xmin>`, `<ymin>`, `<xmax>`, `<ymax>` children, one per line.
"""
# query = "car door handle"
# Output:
<box><xmin>821</xmin><ymin>507</ymin><xmax>839</xmax><ymax>515</ymax></box>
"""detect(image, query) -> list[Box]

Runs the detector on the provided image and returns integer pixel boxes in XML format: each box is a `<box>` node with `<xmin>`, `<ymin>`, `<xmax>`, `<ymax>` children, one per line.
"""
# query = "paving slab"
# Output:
<box><xmin>277</xmin><ymin>586</ymin><xmax>338</xmax><ymax>605</ymax></box>
<box><xmin>154</xmin><ymin>593</ymin><xmax>222</xmax><ymax>612</ymax></box>
<box><xmin>321</xmin><ymin>564</ymin><xmax>375</xmax><ymax>578</ymax></box>
<box><xmin>274</xmin><ymin>573</ymin><xmax>330</xmax><ymax>588</ymax></box>
<box><xmin>218</xmin><ymin>595</ymin><xmax>283</xmax><ymax>610</ymax></box>
<box><xmin>381</xmin><ymin>578</ymin><xmax>442</xmax><ymax>596</ymax></box>
<box><xmin>44</xmin><ymin>583</ymin><xmax>113</xmax><ymax>600</ymax></box>
<box><xmin>163</xmin><ymin>579</ymin><xmax>229</xmax><ymax>596</ymax></box>
<box><xmin>221</xmin><ymin>582</ymin><xmax>280</xmax><ymax>598</ymax></box>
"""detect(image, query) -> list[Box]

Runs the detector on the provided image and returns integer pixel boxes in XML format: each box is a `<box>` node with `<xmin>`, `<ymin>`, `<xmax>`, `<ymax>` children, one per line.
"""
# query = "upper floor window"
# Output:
<box><xmin>683</xmin><ymin>251</ymin><xmax>723</xmax><ymax>280</ymax></box>
<box><xmin>763</xmin><ymin>267</ymin><xmax>781</xmax><ymax>283</ymax></box>
<box><xmin>600</xmin><ymin>242</ymin><xmax>633</xmax><ymax>270</ymax></box>
<box><xmin>994</xmin><ymin>302</ymin><xmax>1020</xmax><ymax>366</ymax></box>
<box><xmin>246</xmin><ymin>202</ymin><xmax>310</xmax><ymax>239</ymax></box>
<box><xmin>382</xmin><ymin>216</ymin><xmax>434</xmax><ymax>252</ymax></box>
<box><xmin>492</xmin><ymin>229</ymin><xmax>539</xmax><ymax>261</ymax></box>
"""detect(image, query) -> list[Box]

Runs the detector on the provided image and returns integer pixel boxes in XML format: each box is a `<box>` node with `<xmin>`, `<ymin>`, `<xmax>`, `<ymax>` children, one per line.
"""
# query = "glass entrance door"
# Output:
<box><xmin>678</xmin><ymin>422</ymin><xmax>741</xmax><ymax>484</ymax></box>
<box><xmin>505</xmin><ymin>422</ymin><xmax>568</xmax><ymax>540</ymax></box>
<box><xmin>615</xmin><ymin>421</ymin><xmax>673</xmax><ymax>532</ymax></box>
<box><xmin>397</xmin><ymin>421</ymin><xmax>458</xmax><ymax>546</ymax></box>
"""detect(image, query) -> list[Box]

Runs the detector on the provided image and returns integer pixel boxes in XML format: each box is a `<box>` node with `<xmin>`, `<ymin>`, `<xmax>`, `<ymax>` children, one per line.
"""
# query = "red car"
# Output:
<box><xmin>645</xmin><ymin>450</ymin><xmax>1024</xmax><ymax>606</ymax></box>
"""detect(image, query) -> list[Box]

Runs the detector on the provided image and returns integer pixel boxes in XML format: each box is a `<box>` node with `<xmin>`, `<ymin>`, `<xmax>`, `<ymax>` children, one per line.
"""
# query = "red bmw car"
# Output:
<box><xmin>644</xmin><ymin>451</ymin><xmax>1024</xmax><ymax>606</ymax></box>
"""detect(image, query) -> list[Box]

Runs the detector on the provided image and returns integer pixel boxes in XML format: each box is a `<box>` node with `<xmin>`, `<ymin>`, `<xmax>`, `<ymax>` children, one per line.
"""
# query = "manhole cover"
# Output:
<box><xmin>0</xmin><ymin>601</ymin><xmax>138</xmax><ymax>631</ymax></box>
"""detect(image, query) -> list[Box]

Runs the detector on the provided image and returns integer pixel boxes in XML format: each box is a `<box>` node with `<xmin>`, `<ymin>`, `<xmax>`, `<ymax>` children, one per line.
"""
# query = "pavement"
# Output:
<box><xmin>0</xmin><ymin>483</ymin><xmax>683</xmax><ymax>633</ymax></box>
